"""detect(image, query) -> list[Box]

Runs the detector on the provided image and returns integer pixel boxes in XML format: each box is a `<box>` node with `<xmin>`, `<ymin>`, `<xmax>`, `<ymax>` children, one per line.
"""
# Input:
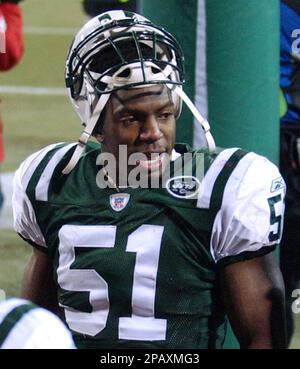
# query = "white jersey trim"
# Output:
<box><xmin>196</xmin><ymin>148</ymin><xmax>240</xmax><ymax>209</ymax></box>
<box><xmin>210</xmin><ymin>154</ymin><xmax>286</xmax><ymax>263</ymax></box>
<box><xmin>12</xmin><ymin>143</ymin><xmax>69</xmax><ymax>248</ymax></box>
<box><xmin>35</xmin><ymin>143</ymin><xmax>76</xmax><ymax>201</ymax></box>
<box><xmin>18</xmin><ymin>143</ymin><xmax>60</xmax><ymax>190</ymax></box>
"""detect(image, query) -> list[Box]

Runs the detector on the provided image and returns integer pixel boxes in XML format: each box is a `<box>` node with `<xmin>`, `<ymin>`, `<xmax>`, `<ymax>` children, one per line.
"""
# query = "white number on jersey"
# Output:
<box><xmin>57</xmin><ymin>224</ymin><xmax>167</xmax><ymax>340</ymax></box>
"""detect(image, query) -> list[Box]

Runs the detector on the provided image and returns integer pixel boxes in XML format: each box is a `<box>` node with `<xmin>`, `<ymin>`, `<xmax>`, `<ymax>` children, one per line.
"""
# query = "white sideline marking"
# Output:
<box><xmin>0</xmin><ymin>86</ymin><xmax>66</xmax><ymax>96</ymax></box>
<box><xmin>0</xmin><ymin>172</ymin><xmax>14</xmax><ymax>230</ymax></box>
<box><xmin>24</xmin><ymin>26</ymin><xmax>79</xmax><ymax>36</ymax></box>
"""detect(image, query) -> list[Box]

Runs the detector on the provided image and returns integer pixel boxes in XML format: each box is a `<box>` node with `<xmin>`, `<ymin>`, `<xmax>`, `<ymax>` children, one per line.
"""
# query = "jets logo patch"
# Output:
<box><xmin>166</xmin><ymin>176</ymin><xmax>201</xmax><ymax>199</ymax></box>
<box><xmin>110</xmin><ymin>193</ymin><xmax>130</xmax><ymax>212</ymax></box>
<box><xmin>270</xmin><ymin>177</ymin><xmax>285</xmax><ymax>193</ymax></box>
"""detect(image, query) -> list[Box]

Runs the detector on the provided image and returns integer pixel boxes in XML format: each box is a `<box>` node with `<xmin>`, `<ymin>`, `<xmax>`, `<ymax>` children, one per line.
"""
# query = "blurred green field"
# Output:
<box><xmin>0</xmin><ymin>0</ymin><xmax>299</xmax><ymax>349</ymax></box>
<box><xmin>0</xmin><ymin>1</ymin><xmax>88</xmax><ymax>297</ymax></box>
<box><xmin>0</xmin><ymin>230</ymin><xmax>31</xmax><ymax>297</ymax></box>
<box><xmin>22</xmin><ymin>0</ymin><xmax>86</xmax><ymax>28</ymax></box>
<box><xmin>2</xmin><ymin>94</ymin><xmax>76</xmax><ymax>171</ymax></box>
<box><xmin>0</xmin><ymin>0</ymin><xmax>87</xmax><ymax>322</ymax></box>
<box><xmin>0</xmin><ymin>0</ymin><xmax>88</xmax><ymax>171</ymax></box>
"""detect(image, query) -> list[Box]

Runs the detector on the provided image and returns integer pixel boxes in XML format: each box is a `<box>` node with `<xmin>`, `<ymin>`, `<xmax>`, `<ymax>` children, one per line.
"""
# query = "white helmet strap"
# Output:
<box><xmin>62</xmin><ymin>92</ymin><xmax>111</xmax><ymax>174</ymax></box>
<box><xmin>171</xmin><ymin>86</ymin><xmax>216</xmax><ymax>153</ymax></box>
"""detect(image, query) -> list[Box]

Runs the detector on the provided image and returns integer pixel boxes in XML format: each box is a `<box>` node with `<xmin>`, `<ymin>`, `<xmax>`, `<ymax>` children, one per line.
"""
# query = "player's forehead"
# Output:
<box><xmin>111</xmin><ymin>85</ymin><xmax>173</xmax><ymax>113</ymax></box>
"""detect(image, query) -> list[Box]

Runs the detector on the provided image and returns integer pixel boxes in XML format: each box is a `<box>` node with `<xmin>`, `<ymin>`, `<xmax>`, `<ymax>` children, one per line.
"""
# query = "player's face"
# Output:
<box><xmin>98</xmin><ymin>85</ymin><xmax>176</xmax><ymax>179</ymax></box>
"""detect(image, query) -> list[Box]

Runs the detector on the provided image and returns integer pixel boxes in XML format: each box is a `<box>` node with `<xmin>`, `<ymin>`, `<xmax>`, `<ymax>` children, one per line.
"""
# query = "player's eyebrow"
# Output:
<box><xmin>112</xmin><ymin>89</ymin><xmax>164</xmax><ymax>104</ymax></box>
<box><xmin>113</xmin><ymin>101</ymin><xmax>174</xmax><ymax>117</ymax></box>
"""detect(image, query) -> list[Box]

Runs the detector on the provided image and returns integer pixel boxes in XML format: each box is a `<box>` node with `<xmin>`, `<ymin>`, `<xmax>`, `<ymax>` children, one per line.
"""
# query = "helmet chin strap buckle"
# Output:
<box><xmin>78</xmin><ymin>131</ymin><xmax>90</xmax><ymax>146</ymax></box>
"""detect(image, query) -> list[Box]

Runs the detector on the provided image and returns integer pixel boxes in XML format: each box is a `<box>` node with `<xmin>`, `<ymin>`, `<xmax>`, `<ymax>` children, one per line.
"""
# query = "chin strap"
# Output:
<box><xmin>171</xmin><ymin>85</ymin><xmax>216</xmax><ymax>153</ymax></box>
<box><xmin>62</xmin><ymin>93</ymin><xmax>111</xmax><ymax>175</ymax></box>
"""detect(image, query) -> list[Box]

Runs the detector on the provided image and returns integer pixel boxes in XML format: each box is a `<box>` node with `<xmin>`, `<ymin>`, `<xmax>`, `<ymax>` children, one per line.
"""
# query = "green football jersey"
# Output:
<box><xmin>13</xmin><ymin>142</ymin><xmax>285</xmax><ymax>349</ymax></box>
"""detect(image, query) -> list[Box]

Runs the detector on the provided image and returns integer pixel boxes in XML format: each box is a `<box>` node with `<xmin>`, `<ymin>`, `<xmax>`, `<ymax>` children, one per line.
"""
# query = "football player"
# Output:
<box><xmin>13</xmin><ymin>11</ymin><xmax>286</xmax><ymax>349</ymax></box>
<box><xmin>0</xmin><ymin>298</ymin><xmax>75</xmax><ymax>349</ymax></box>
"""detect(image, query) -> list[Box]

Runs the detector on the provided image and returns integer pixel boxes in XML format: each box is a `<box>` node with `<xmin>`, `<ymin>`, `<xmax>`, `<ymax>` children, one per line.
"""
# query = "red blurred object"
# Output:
<box><xmin>0</xmin><ymin>2</ymin><xmax>23</xmax><ymax>71</ymax></box>
<box><xmin>0</xmin><ymin>113</ymin><xmax>3</xmax><ymax>162</ymax></box>
<box><xmin>0</xmin><ymin>2</ymin><xmax>24</xmax><ymax>162</ymax></box>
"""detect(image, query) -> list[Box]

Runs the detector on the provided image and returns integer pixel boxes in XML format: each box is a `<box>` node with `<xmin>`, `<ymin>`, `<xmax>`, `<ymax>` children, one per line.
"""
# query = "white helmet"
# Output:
<box><xmin>63</xmin><ymin>10</ymin><xmax>215</xmax><ymax>174</ymax></box>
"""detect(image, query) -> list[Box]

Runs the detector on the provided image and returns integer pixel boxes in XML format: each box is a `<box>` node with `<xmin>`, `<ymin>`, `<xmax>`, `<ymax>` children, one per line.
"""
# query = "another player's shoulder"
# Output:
<box><xmin>0</xmin><ymin>298</ymin><xmax>75</xmax><ymax>349</ymax></box>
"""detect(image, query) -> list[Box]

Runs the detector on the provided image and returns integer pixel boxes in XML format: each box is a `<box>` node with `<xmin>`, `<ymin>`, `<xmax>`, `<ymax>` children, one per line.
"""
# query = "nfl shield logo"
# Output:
<box><xmin>109</xmin><ymin>193</ymin><xmax>130</xmax><ymax>212</ymax></box>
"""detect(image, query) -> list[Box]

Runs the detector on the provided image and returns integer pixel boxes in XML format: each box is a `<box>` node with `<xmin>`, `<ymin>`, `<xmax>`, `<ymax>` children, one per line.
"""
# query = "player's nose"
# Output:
<box><xmin>139</xmin><ymin>115</ymin><xmax>163</xmax><ymax>142</ymax></box>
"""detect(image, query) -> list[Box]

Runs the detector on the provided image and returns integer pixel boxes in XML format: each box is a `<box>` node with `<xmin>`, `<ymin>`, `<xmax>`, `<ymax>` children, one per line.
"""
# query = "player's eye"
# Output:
<box><xmin>157</xmin><ymin>112</ymin><xmax>174</xmax><ymax>120</ymax></box>
<box><xmin>120</xmin><ymin>116</ymin><xmax>139</xmax><ymax>127</ymax></box>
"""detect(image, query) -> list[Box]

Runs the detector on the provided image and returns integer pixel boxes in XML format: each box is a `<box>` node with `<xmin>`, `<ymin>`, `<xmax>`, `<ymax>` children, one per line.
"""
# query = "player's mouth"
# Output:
<box><xmin>138</xmin><ymin>152</ymin><xmax>167</xmax><ymax>172</ymax></box>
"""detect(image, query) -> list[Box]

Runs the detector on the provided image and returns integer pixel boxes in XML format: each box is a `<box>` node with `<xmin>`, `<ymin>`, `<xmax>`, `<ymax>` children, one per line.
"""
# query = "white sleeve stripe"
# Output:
<box><xmin>209</xmin><ymin>152</ymin><xmax>260</xmax><ymax>263</ymax></box>
<box><xmin>12</xmin><ymin>181</ymin><xmax>47</xmax><ymax>247</ymax></box>
<box><xmin>35</xmin><ymin>143</ymin><xmax>77</xmax><ymax>202</ymax></box>
<box><xmin>0</xmin><ymin>299</ymin><xmax>29</xmax><ymax>325</ymax></box>
<box><xmin>20</xmin><ymin>143</ymin><xmax>61</xmax><ymax>190</ymax></box>
<box><xmin>196</xmin><ymin>147</ymin><xmax>240</xmax><ymax>209</ymax></box>
<box><xmin>219</xmin><ymin>151</ymin><xmax>259</xmax><ymax>207</ymax></box>
<box><xmin>12</xmin><ymin>143</ymin><xmax>67</xmax><ymax>248</ymax></box>
<box><xmin>210</xmin><ymin>154</ymin><xmax>285</xmax><ymax>263</ymax></box>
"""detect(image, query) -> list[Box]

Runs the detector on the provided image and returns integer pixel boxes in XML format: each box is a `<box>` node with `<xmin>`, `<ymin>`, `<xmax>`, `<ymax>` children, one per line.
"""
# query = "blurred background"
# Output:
<box><xmin>0</xmin><ymin>0</ymin><xmax>299</xmax><ymax>348</ymax></box>
<box><xmin>0</xmin><ymin>0</ymin><xmax>88</xmax><ymax>305</ymax></box>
